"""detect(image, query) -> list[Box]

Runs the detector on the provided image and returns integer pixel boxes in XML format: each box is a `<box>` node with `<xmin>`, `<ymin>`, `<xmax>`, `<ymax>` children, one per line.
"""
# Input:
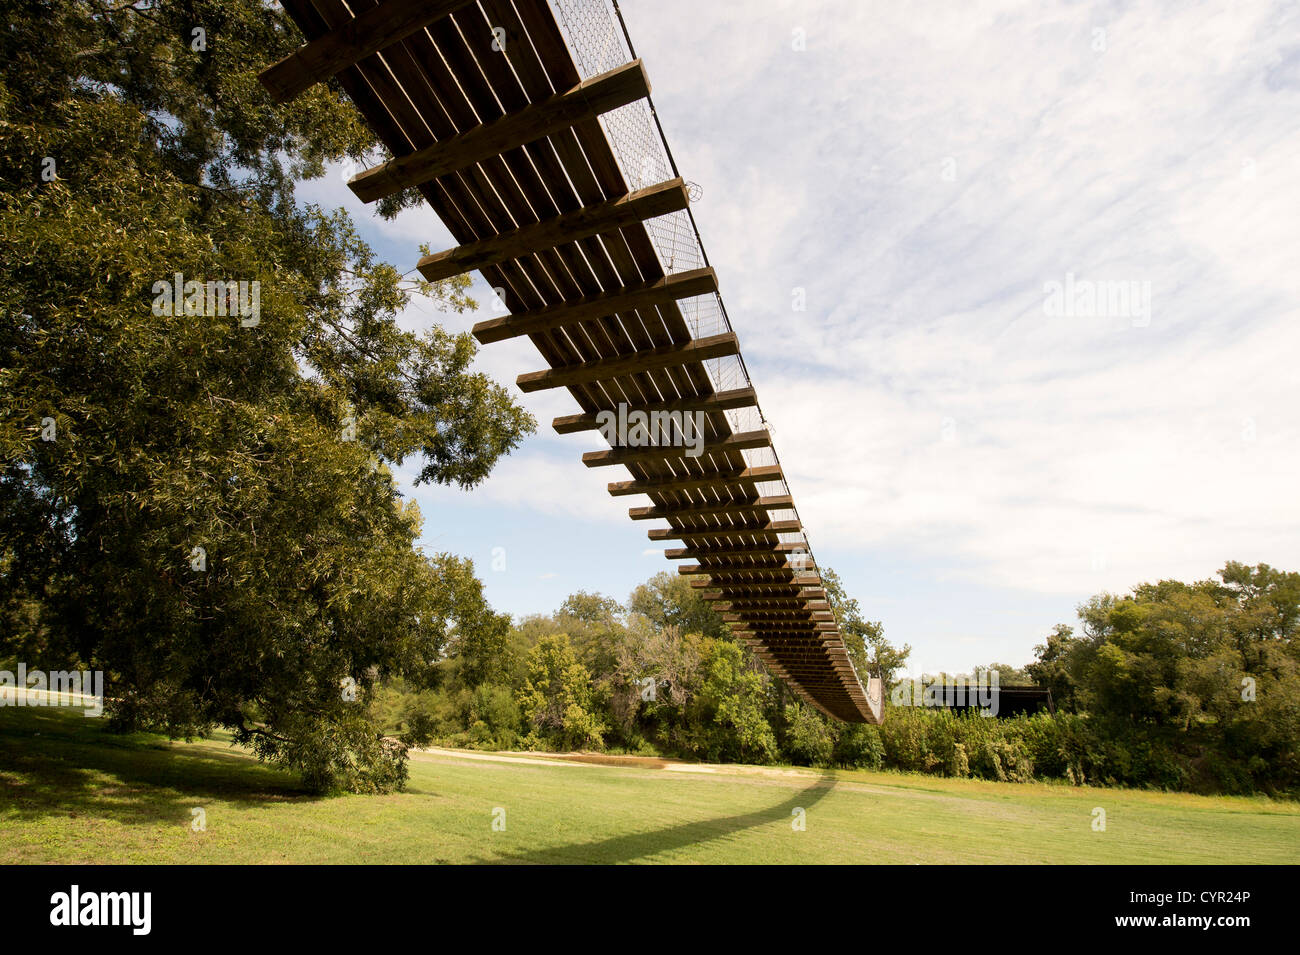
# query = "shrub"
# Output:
<box><xmin>833</xmin><ymin>723</ymin><xmax>885</xmax><ymax>770</ymax></box>
<box><xmin>784</xmin><ymin>703</ymin><xmax>834</xmax><ymax>766</ymax></box>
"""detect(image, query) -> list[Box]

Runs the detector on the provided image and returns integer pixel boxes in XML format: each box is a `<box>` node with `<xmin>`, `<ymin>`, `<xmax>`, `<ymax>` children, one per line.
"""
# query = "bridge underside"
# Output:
<box><xmin>264</xmin><ymin>0</ymin><xmax>882</xmax><ymax>723</ymax></box>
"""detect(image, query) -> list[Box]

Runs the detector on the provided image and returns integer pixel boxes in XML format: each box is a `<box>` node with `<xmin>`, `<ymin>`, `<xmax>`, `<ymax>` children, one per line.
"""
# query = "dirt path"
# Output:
<box><xmin>412</xmin><ymin>745</ymin><xmax>845</xmax><ymax>783</ymax></box>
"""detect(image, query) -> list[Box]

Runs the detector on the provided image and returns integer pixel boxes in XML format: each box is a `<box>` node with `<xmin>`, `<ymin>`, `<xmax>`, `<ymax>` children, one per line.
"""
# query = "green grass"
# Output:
<box><xmin>3</xmin><ymin>706</ymin><xmax>1297</xmax><ymax>864</ymax></box>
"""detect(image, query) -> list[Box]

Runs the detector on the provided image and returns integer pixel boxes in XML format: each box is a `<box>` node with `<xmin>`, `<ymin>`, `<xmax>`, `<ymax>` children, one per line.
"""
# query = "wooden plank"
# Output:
<box><xmin>517</xmin><ymin>332</ymin><xmax>738</xmax><ymax>393</ymax></box>
<box><xmin>693</xmin><ymin>580</ymin><xmax>823</xmax><ymax>591</ymax></box>
<box><xmin>260</xmin><ymin>0</ymin><xmax>475</xmax><ymax>103</ymax></box>
<box><xmin>723</xmin><ymin>609</ymin><xmax>820</xmax><ymax>620</ymax></box>
<box><xmin>608</xmin><ymin>464</ymin><xmax>781</xmax><ymax>497</ymax></box>
<box><xmin>681</xmin><ymin>567</ymin><xmax>818</xmax><ymax>581</ymax></box>
<box><xmin>665</xmin><ymin>519</ymin><xmax>801</xmax><ymax>538</ymax></box>
<box><xmin>699</xmin><ymin>587</ymin><xmax>825</xmax><ymax>599</ymax></box>
<box><xmin>720</xmin><ymin>605</ymin><xmax>832</xmax><ymax>615</ymax></box>
<box><xmin>724</xmin><ymin>612</ymin><xmax>812</xmax><ymax>623</ymax></box>
<box><xmin>417</xmin><ymin>178</ymin><xmax>690</xmax><ymax>282</ymax></box>
<box><xmin>629</xmin><ymin>493</ymin><xmax>789</xmax><ymax>520</ymax></box>
<box><xmin>712</xmin><ymin>600</ymin><xmax>816</xmax><ymax>610</ymax></box>
<box><xmin>712</xmin><ymin>598</ymin><xmax>828</xmax><ymax>608</ymax></box>
<box><xmin>350</xmin><ymin>60</ymin><xmax>651</xmax><ymax>202</ymax></box>
<box><xmin>782</xmin><ymin>622</ymin><xmax>840</xmax><ymax>632</ymax></box>
<box><xmin>710</xmin><ymin>594</ymin><xmax>829</xmax><ymax>607</ymax></box>
<box><xmin>647</xmin><ymin>519</ymin><xmax>801</xmax><ymax>541</ymax></box>
<box><xmin>477</xmin><ymin>268</ymin><xmax>717</xmax><ymax>345</ymax></box>
<box><xmin>436</xmin><ymin>5</ymin><xmax>696</xmax><ymax>461</ymax></box>
<box><xmin>665</xmin><ymin>542</ymin><xmax>806</xmax><ymax>560</ymax></box>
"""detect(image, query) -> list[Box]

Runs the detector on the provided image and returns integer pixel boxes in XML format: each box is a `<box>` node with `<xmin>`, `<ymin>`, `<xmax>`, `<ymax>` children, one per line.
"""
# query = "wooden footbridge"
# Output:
<box><xmin>261</xmin><ymin>0</ymin><xmax>882</xmax><ymax>723</ymax></box>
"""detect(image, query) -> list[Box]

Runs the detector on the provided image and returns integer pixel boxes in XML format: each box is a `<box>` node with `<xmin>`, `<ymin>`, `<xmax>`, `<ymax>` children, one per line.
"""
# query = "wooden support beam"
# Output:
<box><xmin>740</xmin><ymin>624</ymin><xmax>836</xmax><ymax>638</ymax></box>
<box><xmin>712</xmin><ymin>600</ymin><xmax>807</xmax><ymax>611</ymax></box>
<box><xmin>693</xmin><ymin>581</ymin><xmax>824</xmax><ymax>595</ymax></box>
<box><xmin>480</xmin><ymin>268</ymin><xmax>718</xmax><ymax>346</ymax></box>
<box><xmin>717</xmin><ymin>589</ymin><xmax>826</xmax><ymax>597</ymax></box>
<box><xmin>260</xmin><ymin>0</ymin><xmax>474</xmax><ymax>103</ymax></box>
<box><xmin>648</xmin><ymin>519</ymin><xmax>801</xmax><ymax>541</ymax></box>
<box><xmin>351</xmin><ymin>61</ymin><xmax>651</xmax><ymax>202</ymax></box>
<box><xmin>518</xmin><ymin>331</ymin><xmax>738</xmax><ymax>393</ymax></box>
<box><xmin>555</xmin><ymin>385</ymin><xmax>751</xmax><ymax>436</ymax></box>
<box><xmin>733</xmin><ymin>621</ymin><xmax>821</xmax><ymax>628</ymax></box>
<box><xmin>715</xmin><ymin>606</ymin><xmax>822</xmax><ymax>616</ymax></box>
<box><xmin>716</xmin><ymin>596</ymin><xmax>828</xmax><ymax>608</ymax></box>
<box><xmin>629</xmin><ymin>493</ymin><xmax>790</xmax><ymax>520</ymax></box>
<box><xmin>721</xmin><ymin>607</ymin><xmax>833</xmax><ymax>618</ymax></box>
<box><xmin>679</xmin><ymin>564</ymin><xmax>816</xmax><ymax>577</ymax></box>
<box><xmin>722</xmin><ymin>610</ymin><xmax>819</xmax><ymax>621</ymax></box>
<box><xmin>608</xmin><ymin>464</ymin><xmax>782</xmax><ymax>497</ymax></box>
<box><xmin>584</xmin><ymin>428</ymin><xmax>769</xmax><ymax>468</ymax></box>
<box><xmin>699</xmin><ymin>587</ymin><xmax>827</xmax><ymax>601</ymax></box>
<box><xmin>700</xmin><ymin>590</ymin><xmax>823</xmax><ymax>602</ymax></box>
<box><xmin>417</xmin><ymin>178</ymin><xmax>690</xmax><ymax>282</ymax></box>
<box><xmin>752</xmin><ymin>649</ymin><xmax>844</xmax><ymax>661</ymax></box>
<box><xmin>682</xmin><ymin>567</ymin><xmax>819</xmax><ymax>582</ymax></box>
<box><xmin>665</xmin><ymin>542</ymin><xmax>806</xmax><ymax>560</ymax></box>
<box><xmin>713</xmin><ymin>599</ymin><xmax>830</xmax><ymax>610</ymax></box>
<box><xmin>733</xmin><ymin>629</ymin><xmax>838</xmax><ymax>643</ymax></box>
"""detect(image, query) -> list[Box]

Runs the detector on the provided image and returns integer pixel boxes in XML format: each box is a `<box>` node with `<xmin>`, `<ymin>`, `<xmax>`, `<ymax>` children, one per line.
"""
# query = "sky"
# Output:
<box><xmin>298</xmin><ymin>0</ymin><xmax>1300</xmax><ymax>677</ymax></box>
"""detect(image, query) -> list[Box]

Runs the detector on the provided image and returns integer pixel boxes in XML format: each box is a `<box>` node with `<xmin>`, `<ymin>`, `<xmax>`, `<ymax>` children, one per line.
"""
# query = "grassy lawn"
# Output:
<box><xmin>2</xmin><ymin>706</ymin><xmax>1297</xmax><ymax>864</ymax></box>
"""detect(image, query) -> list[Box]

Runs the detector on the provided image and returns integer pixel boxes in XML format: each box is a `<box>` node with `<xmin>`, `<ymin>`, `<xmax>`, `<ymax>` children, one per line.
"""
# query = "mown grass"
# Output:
<box><xmin>2</xmin><ymin>706</ymin><xmax>1297</xmax><ymax>864</ymax></box>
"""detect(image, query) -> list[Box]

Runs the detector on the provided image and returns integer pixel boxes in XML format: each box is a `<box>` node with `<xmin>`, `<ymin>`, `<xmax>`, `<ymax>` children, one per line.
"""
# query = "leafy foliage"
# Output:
<box><xmin>517</xmin><ymin>634</ymin><xmax>606</xmax><ymax>750</ymax></box>
<box><xmin>0</xmin><ymin>0</ymin><xmax>533</xmax><ymax>792</ymax></box>
<box><xmin>822</xmin><ymin>568</ymin><xmax>910</xmax><ymax>683</ymax></box>
<box><xmin>1023</xmin><ymin>562</ymin><xmax>1300</xmax><ymax>794</ymax></box>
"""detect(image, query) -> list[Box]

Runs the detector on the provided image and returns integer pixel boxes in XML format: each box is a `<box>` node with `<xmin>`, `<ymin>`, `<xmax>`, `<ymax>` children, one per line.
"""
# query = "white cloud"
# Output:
<box><xmin>335</xmin><ymin>0</ymin><xmax>1300</xmax><ymax>642</ymax></box>
<box><xmin>618</xmin><ymin>0</ymin><xmax>1300</xmax><ymax>595</ymax></box>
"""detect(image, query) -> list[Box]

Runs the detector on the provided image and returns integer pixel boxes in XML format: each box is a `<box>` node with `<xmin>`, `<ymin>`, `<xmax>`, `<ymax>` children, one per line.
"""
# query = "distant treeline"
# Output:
<box><xmin>377</xmin><ymin>561</ymin><xmax>1299</xmax><ymax>797</ymax></box>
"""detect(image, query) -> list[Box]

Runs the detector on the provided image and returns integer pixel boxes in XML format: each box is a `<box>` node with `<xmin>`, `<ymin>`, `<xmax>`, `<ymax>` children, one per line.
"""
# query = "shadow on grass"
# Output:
<box><xmin>484</xmin><ymin>777</ymin><xmax>837</xmax><ymax>864</ymax></box>
<box><xmin>0</xmin><ymin>706</ymin><xmax>315</xmax><ymax>828</ymax></box>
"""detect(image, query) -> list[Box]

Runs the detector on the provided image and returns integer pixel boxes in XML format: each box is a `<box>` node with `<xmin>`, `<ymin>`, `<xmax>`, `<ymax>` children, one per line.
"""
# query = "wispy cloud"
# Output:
<box><xmin>330</xmin><ymin>1</ymin><xmax>1299</xmax><ymax>666</ymax></box>
<box><xmin>622</xmin><ymin>0</ymin><xmax>1300</xmax><ymax>595</ymax></box>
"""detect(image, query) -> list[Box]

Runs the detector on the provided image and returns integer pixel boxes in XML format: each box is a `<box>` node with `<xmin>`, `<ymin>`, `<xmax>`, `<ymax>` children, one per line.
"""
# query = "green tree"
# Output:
<box><xmin>554</xmin><ymin>591</ymin><xmax>624</xmax><ymax>708</ymax></box>
<box><xmin>783</xmin><ymin>700</ymin><xmax>834</xmax><ymax>766</ymax></box>
<box><xmin>449</xmin><ymin>605</ymin><xmax>519</xmax><ymax>690</ymax></box>
<box><xmin>517</xmin><ymin>634</ymin><xmax>605</xmax><ymax>750</ymax></box>
<box><xmin>1031</xmin><ymin>563</ymin><xmax>1300</xmax><ymax>793</ymax></box>
<box><xmin>981</xmin><ymin>662</ymin><xmax>1033</xmax><ymax>686</ymax></box>
<box><xmin>627</xmin><ymin>571</ymin><xmax>726</xmax><ymax>640</ymax></box>
<box><xmin>0</xmin><ymin>0</ymin><xmax>533</xmax><ymax>792</ymax></box>
<box><xmin>693</xmin><ymin>639</ymin><xmax>777</xmax><ymax>763</ymax></box>
<box><xmin>821</xmin><ymin>567</ymin><xmax>910</xmax><ymax>683</ymax></box>
<box><xmin>1026</xmin><ymin>623</ymin><xmax>1080</xmax><ymax>710</ymax></box>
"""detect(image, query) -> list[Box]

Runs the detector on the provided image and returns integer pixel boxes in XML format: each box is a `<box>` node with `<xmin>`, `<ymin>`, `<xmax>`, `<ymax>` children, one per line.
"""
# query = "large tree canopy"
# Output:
<box><xmin>1027</xmin><ymin>562</ymin><xmax>1300</xmax><ymax>792</ymax></box>
<box><xmin>0</xmin><ymin>0</ymin><xmax>533</xmax><ymax>791</ymax></box>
